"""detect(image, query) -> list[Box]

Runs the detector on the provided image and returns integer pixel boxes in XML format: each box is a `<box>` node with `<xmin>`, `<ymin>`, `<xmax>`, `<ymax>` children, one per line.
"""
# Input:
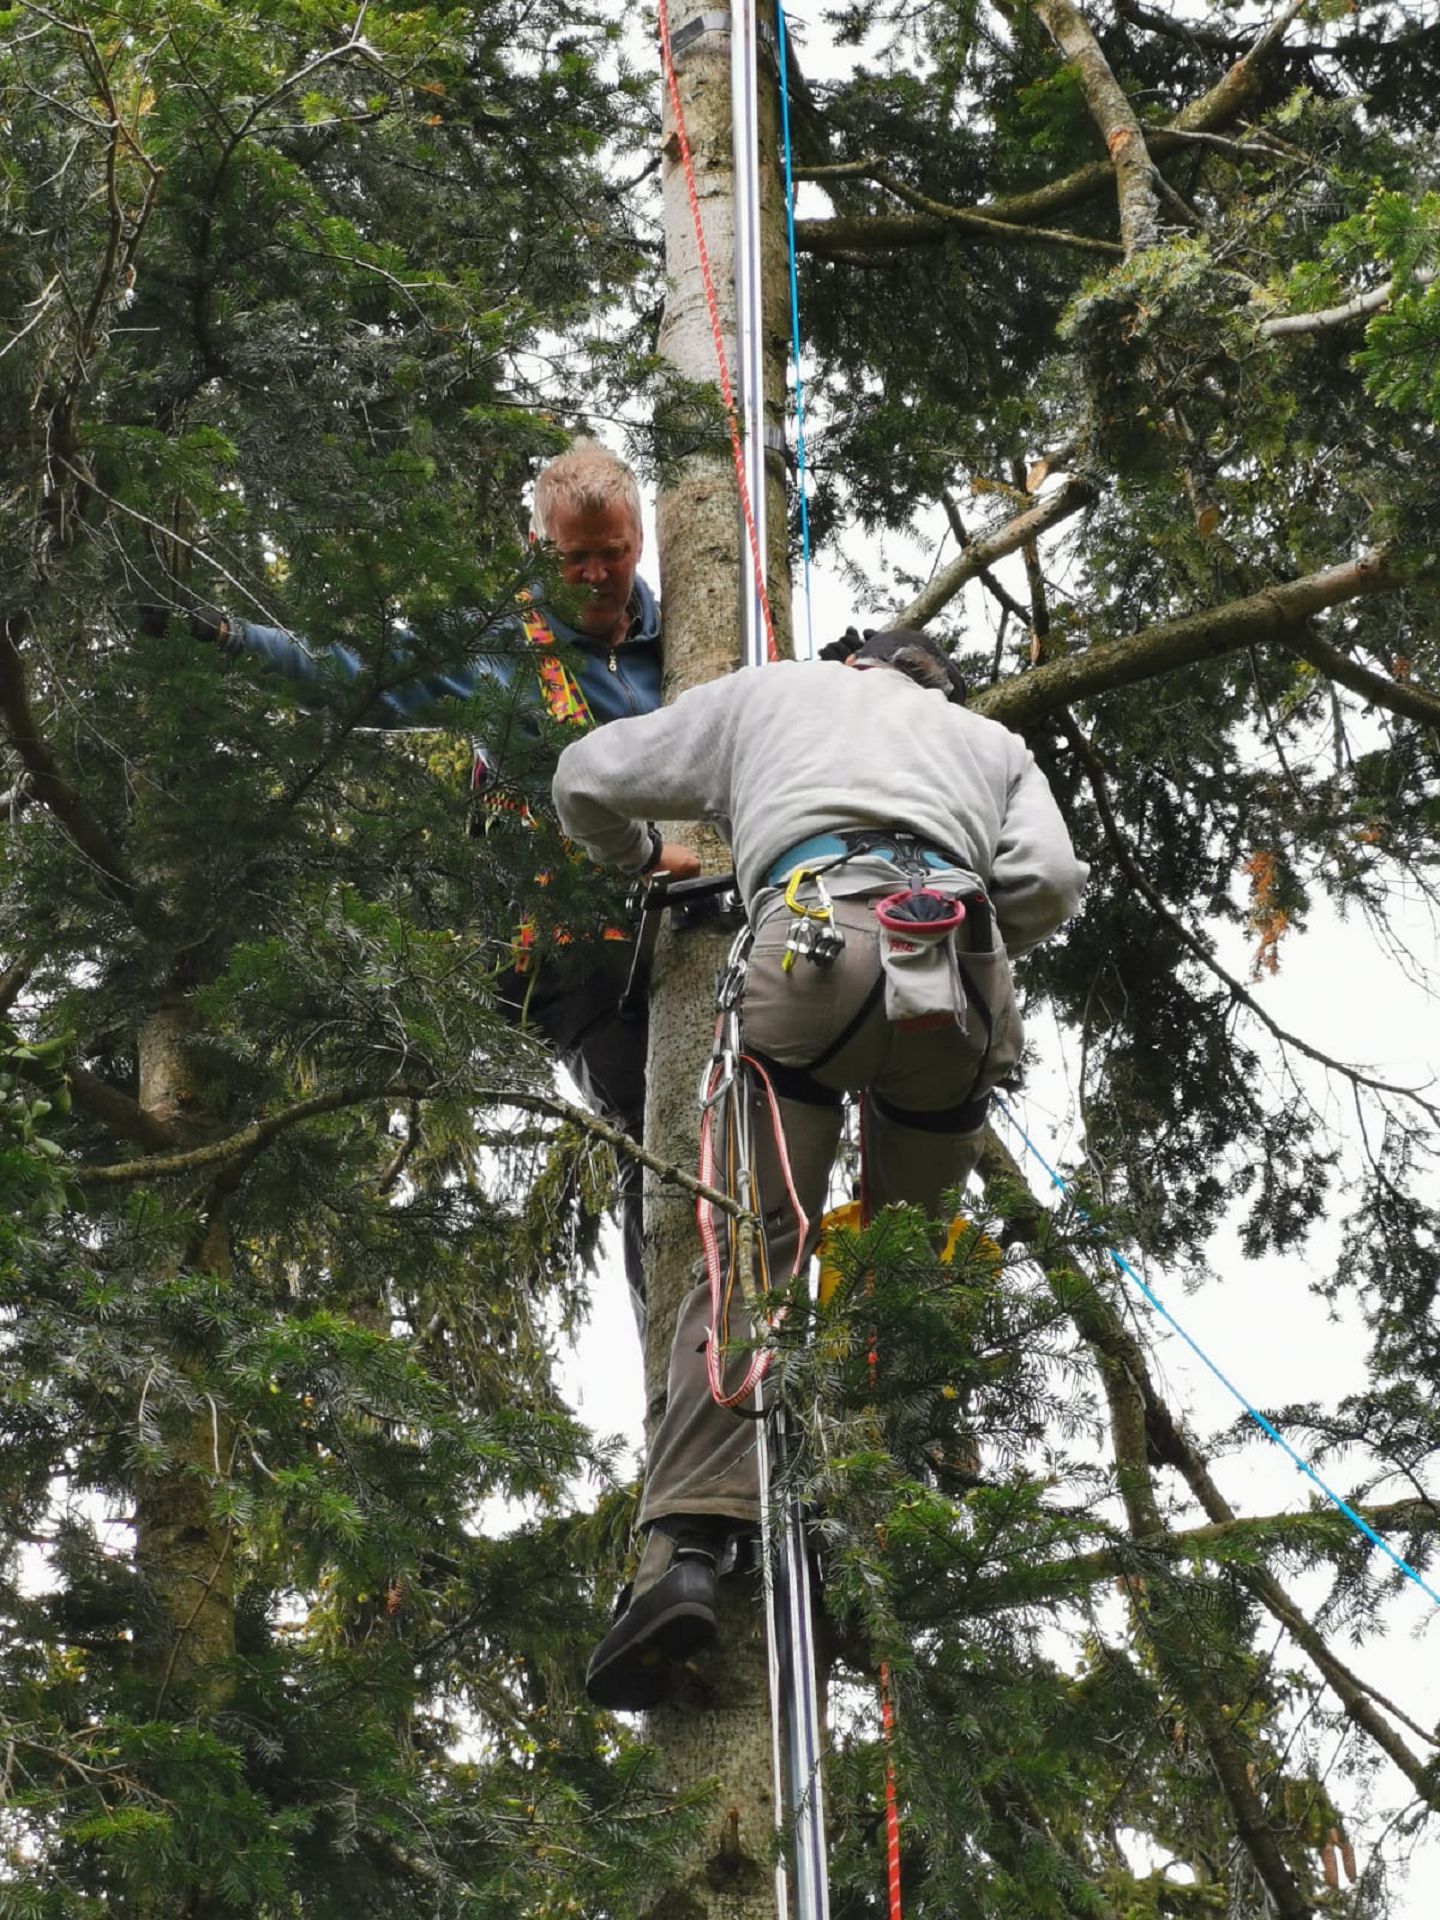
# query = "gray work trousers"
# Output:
<box><xmin>495</xmin><ymin>939</ymin><xmax>647</xmax><ymax>1335</ymax></box>
<box><xmin>639</xmin><ymin>891</ymin><xmax>1022</xmax><ymax>1530</ymax></box>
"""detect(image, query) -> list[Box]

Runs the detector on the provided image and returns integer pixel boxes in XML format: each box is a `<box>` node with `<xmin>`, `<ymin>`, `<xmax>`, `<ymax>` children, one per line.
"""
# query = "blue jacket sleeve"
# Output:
<box><xmin>227</xmin><ymin>617</ymin><xmax>520</xmax><ymax>729</ymax></box>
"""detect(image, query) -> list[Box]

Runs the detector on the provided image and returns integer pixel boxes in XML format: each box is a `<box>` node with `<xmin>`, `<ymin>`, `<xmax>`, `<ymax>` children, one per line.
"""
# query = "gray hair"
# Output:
<box><xmin>530</xmin><ymin>439</ymin><xmax>642</xmax><ymax>541</ymax></box>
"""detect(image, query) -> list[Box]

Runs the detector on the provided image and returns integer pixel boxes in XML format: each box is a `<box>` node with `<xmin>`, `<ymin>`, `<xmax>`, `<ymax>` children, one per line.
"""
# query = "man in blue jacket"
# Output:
<box><xmin>149</xmin><ymin>440</ymin><xmax>686</xmax><ymax>1327</ymax></box>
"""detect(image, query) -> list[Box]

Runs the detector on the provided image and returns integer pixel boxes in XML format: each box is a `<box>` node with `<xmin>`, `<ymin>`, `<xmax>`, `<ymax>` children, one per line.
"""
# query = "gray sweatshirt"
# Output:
<box><xmin>551</xmin><ymin>658</ymin><xmax>1087</xmax><ymax>954</ymax></box>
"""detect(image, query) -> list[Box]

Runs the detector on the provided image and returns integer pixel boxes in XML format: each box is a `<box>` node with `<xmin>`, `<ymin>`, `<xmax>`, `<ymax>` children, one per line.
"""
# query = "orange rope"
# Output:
<box><xmin>656</xmin><ymin>0</ymin><xmax>779</xmax><ymax>662</ymax></box>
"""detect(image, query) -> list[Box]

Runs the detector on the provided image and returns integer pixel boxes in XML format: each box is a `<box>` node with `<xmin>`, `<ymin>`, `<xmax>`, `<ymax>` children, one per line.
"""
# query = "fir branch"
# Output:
<box><xmin>980</xmin><ymin>1131</ymin><xmax>1440</xmax><ymax>1805</ymax></box>
<box><xmin>76</xmin><ymin>1081</ymin><xmax>755</xmax><ymax>1221</ymax></box>
<box><xmin>950</xmin><ymin>1502</ymin><xmax>1440</xmax><ymax>1624</ymax></box>
<box><xmin>796</xmin><ymin>0</ymin><xmax>1308</xmax><ymax>253</ymax></box>
<box><xmin>1284</xmin><ymin>626</ymin><xmax>1440</xmax><ymax>734</ymax></box>
<box><xmin>975</xmin><ymin>551</ymin><xmax>1403</xmax><ymax>729</ymax></box>
<box><xmin>1061</xmin><ymin>714</ymin><xmax>1440</xmax><ymax>1123</ymax></box>
<box><xmin>804</xmin><ymin>162</ymin><xmax>1123</xmax><ymax>256</ymax></box>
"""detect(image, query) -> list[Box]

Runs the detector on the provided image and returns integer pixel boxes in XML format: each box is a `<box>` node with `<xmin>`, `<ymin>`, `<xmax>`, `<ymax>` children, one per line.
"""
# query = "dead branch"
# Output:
<box><xmin>900</xmin><ymin>478</ymin><xmax>1094</xmax><ymax>628</ymax></box>
<box><xmin>1061</xmin><ymin>714</ymin><xmax>1440</xmax><ymax>1123</ymax></box>
<box><xmin>1262</xmin><ymin>266</ymin><xmax>1438</xmax><ymax>338</ymax></box>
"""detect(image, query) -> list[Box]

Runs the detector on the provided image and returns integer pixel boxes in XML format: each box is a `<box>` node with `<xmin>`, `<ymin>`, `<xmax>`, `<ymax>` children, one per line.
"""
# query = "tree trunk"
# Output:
<box><xmin>132</xmin><ymin>999</ymin><xmax>236</xmax><ymax>1711</ymax></box>
<box><xmin>643</xmin><ymin>4</ymin><xmax>793</xmax><ymax>1913</ymax></box>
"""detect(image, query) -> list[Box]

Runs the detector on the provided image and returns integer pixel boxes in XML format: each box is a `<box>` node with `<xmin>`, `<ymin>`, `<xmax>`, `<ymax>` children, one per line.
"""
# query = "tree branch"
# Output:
<box><xmin>899</xmin><ymin>478</ymin><xmax>1094</xmax><ymax>628</ymax></box>
<box><xmin>950</xmin><ymin>1501</ymin><xmax>1440</xmax><ymax>1624</ymax></box>
<box><xmin>1261</xmin><ymin>266</ymin><xmax>1437</xmax><ymax>337</ymax></box>
<box><xmin>1032</xmin><ymin>0</ymin><xmax>1160</xmax><ymax>256</ymax></box>
<box><xmin>979</xmin><ymin>1130</ymin><xmax>1439</xmax><ymax>1805</ymax></box>
<box><xmin>69</xmin><ymin>1067</ymin><xmax>187</xmax><ymax>1151</ymax></box>
<box><xmin>75</xmin><ymin>1080</ymin><xmax>755</xmax><ymax>1221</ymax></box>
<box><xmin>971</xmin><ymin>551</ymin><xmax>1402</xmax><ymax>730</ymax></box>
<box><xmin>1283</xmin><ymin>626</ymin><xmax>1440</xmax><ymax>734</ymax></box>
<box><xmin>0</xmin><ymin>616</ymin><xmax>139</xmax><ymax>915</ymax></box>
<box><xmin>796</xmin><ymin>0</ymin><xmax>1308</xmax><ymax>255</ymax></box>
<box><xmin>815</xmin><ymin>164</ymin><xmax>1123</xmax><ymax>257</ymax></box>
<box><xmin>1061</xmin><ymin>713</ymin><xmax>1440</xmax><ymax>1122</ymax></box>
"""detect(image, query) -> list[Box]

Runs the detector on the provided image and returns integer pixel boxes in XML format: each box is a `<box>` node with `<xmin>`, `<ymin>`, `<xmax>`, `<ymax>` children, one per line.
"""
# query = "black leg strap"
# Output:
<box><xmin>869</xmin><ymin>1087</ymin><xmax>992</xmax><ymax>1135</ymax></box>
<box><xmin>746</xmin><ymin>1049</ymin><xmax>845</xmax><ymax>1110</ymax></box>
<box><xmin>802</xmin><ymin>973</ymin><xmax>885</xmax><ymax>1075</ymax></box>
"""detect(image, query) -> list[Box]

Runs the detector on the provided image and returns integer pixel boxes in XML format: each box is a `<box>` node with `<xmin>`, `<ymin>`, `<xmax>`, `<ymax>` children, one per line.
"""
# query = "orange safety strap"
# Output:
<box><xmin>477</xmin><ymin>599</ymin><xmax>624</xmax><ymax>972</ymax></box>
<box><xmin>518</xmin><ymin>598</ymin><xmax>594</xmax><ymax>728</ymax></box>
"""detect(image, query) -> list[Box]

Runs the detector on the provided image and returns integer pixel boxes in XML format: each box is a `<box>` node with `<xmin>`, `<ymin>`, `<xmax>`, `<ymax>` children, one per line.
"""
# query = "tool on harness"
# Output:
<box><xmin>874</xmin><ymin>887</ymin><xmax>969</xmax><ymax>1032</ymax></box>
<box><xmin>618</xmin><ymin>870</ymin><xmax>744</xmax><ymax>1019</ymax></box>
<box><xmin>781</xmin><ymin>864</ymin><xmax>844</xmax><ymax>971</ymax></box>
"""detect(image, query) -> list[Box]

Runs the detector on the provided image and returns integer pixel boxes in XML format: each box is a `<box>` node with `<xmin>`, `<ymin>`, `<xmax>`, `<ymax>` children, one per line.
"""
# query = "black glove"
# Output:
<box><xmin>136</xmin><ymin>601</ymin><xmax>231</xmax><ymax>648</ymax></box>
<box><xmin>817</xmin><ymin>625</ymin><xmax>869</xmax><ymax>664</ymax></box>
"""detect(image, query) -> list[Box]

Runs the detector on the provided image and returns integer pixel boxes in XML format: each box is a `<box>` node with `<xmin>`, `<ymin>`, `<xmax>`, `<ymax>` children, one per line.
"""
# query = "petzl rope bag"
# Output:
<box><xmin>872</xmin><ymin>887</ymin><xmax>968</xmax><ymax>1031</ymax></box>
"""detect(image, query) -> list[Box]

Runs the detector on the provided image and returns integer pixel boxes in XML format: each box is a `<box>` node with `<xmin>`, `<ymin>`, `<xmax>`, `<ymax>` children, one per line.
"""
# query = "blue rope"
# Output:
<box><xmin>995</xmin><ymin>1095</ymin><xmax>1440</xmax><ymax>1611</ymax></box>
<box><xmin>777</xmin><ymin>4</ymin><xmax>815</xmax><ymax>661</ymax></box>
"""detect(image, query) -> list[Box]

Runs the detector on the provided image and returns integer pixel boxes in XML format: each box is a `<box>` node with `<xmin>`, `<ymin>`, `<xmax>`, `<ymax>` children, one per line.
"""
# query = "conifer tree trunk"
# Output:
<box><xmin>133</xmin><ymin>1000</ymin><xmax>236</xmax><ymax>1713</ymax></box>
<box><xmin>642</xmin><ymin>5</ymin><xmax>792</xmax><ymax>1913</ymax></box>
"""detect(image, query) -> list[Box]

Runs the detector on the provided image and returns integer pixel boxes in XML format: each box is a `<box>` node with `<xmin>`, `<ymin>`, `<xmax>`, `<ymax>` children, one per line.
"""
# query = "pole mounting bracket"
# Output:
<box><xmin>671</xmin><ymin>10</ymin><xmax>731</xmax><ymax>57</ymax></box>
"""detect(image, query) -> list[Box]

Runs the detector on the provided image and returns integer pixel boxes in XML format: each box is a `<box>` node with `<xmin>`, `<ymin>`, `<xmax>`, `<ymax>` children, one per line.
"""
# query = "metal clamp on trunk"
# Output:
<box><xmin>618</xmin><ymin>871</ymin><xmax>743</xmax><ymax>1019</ymax></box>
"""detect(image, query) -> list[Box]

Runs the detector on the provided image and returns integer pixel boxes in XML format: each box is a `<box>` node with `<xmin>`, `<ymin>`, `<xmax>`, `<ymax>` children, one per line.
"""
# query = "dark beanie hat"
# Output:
<box><xmin>854</xmin><ymin>627</ymin><xmax>968</xmax><ymax>705</ymax></box>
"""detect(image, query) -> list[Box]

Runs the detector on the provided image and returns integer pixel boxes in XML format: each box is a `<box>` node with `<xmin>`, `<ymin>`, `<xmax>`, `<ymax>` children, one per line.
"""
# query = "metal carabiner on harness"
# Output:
<box><xmin>698</xmin><ymin>921</ymin><xmax>754</xmax><ymax>1111</ymax></box>
<box><xmin>780</xmin><ymin>865</ymin><xmax>844</xmax><ymax>972</ymax></box>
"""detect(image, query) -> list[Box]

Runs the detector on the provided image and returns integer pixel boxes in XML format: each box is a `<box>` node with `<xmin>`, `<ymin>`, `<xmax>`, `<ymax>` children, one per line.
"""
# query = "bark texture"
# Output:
<box><xmin>133</xmin><ymin>1001</ymin><xmax>236</xmax><ymax>1709</ymax></box>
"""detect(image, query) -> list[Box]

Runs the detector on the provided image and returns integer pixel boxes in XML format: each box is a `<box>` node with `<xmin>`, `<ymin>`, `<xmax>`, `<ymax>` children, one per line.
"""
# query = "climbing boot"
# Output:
<box><xmin>585</xmin><ymin>1515</ymin><xmax>728</xmax><ymax>1711</ymax></box>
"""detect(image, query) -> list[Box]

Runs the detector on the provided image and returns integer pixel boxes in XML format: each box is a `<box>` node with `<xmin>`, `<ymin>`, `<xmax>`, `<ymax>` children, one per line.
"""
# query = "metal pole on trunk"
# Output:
<box><xmin>756</xmin><ymin>1389</ymin><xmax>831</xmax><ymax>1920</ymax></box>
<box><xmin>730</xmin><ymin>0</ymin><xmax>769</xmax><ymax>672</ymax></box>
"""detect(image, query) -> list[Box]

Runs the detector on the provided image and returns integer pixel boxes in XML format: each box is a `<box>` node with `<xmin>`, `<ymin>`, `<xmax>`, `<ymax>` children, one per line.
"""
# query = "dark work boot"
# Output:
<box><xmin>584</xmin><ymin>1516</ymin><xmax>729</xmax><ymax>1711</ymax></box>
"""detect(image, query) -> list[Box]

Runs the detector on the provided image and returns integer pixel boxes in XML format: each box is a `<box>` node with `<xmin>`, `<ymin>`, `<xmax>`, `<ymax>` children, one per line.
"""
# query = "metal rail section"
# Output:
<box><xmin>731</xmin><ymin>0</ymin><xmax>770</xmax><ymax>672</ymax></box>
<box><xmin>757</xmin><ymin>1392</ymin><xmax>832</xmax><ymax>1920</ymax></box>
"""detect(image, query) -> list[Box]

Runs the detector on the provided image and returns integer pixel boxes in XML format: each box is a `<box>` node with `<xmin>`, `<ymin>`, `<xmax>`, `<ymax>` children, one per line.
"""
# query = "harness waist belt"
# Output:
<box><xmin>766</xmin><ymin>829</ymin><xmax>964</xmax><ymax>888</ymax></box>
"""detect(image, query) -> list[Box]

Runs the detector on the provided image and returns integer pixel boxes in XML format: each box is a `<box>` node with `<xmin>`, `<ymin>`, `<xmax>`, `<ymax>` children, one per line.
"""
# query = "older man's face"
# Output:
<box><xmin>547</xmin><ymin>501</ymin><xmax>642</xmax><ymax>646</ymax></box>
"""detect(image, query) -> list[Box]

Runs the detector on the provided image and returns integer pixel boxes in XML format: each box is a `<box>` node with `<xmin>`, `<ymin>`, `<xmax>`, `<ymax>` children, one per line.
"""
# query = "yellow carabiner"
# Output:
<box><xmin>783</xmin><ymin>865</ymin><xmax>832</xmax><ymax>921</ymax></box>
<box><xmin>781</xmin><ymin>866</ymin><xmax>834</xmax><ymax>971</ymax></box>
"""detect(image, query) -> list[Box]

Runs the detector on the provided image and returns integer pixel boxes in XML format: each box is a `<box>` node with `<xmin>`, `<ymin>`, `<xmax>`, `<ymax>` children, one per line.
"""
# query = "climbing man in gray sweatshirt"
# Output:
<box><xmin>552</xmin><ymin>628</ymin><xmax>1087</xmax><ymax>1709</ymax></box>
